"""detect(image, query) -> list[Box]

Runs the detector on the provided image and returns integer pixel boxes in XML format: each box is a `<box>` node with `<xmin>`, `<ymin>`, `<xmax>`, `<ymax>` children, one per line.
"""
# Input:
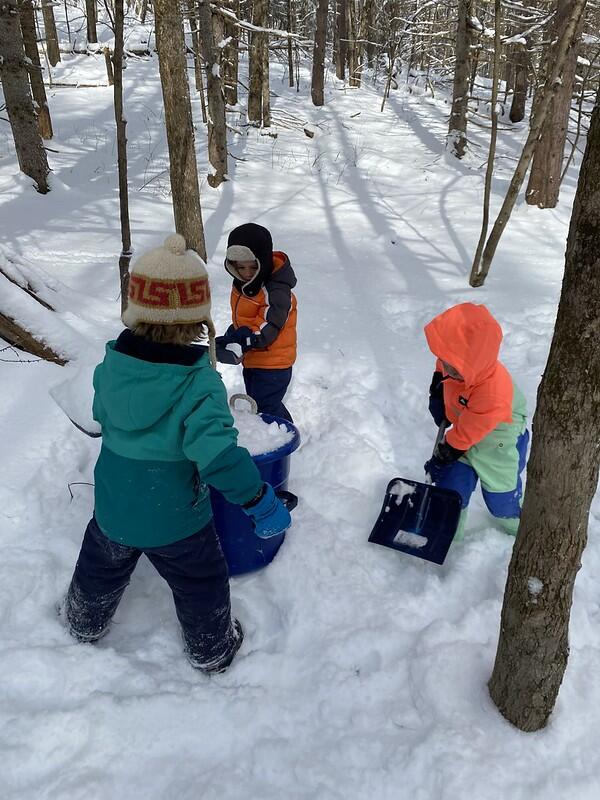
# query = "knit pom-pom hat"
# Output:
<box><xmin>122</xmin><ymin>233</ymin><xmax>216</xmax><ymax>366</ymax></box>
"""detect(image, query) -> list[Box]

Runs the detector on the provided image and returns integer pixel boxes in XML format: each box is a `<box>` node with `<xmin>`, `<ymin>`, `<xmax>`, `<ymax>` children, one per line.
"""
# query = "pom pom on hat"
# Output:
<box><xmin>122</xmin><ymin>232</ymin><xmax>213</xmax><ymax>329</ymax></box>
<box><xmin>164</xmin><ymin>233</ymin><xmax>187</xmax><ymax>256</ymax></box>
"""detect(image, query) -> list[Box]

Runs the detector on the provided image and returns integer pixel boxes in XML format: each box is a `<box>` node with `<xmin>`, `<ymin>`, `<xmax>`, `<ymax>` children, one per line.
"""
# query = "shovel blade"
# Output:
<box><xmin>368</xmin><ymin>478</ymin><xmax>462</xmax><ymax>565</ymax></box>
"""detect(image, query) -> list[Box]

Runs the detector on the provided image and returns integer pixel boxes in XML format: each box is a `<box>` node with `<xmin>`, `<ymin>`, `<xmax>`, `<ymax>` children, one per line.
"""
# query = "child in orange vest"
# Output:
<box><xmin>424</xmin><ymin>303</ymin><xmax>529</xmax><ymax>537</ymax></box>
<box><xmin>216</xmin><ymin>223</ymin><xmax>297</xmax><ymax>422</ymax></box>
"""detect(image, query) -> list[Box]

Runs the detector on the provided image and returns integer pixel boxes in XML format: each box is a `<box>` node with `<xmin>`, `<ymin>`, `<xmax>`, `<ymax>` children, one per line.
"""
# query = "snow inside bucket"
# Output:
<box><xmin>210</xmin><ymin>411</ymin><xmax>300</xmax><ymax>576</ymax></box>
<box><xmin>233</xmin><ymin>409</ymin><xmax>294</xmax><ymax>456</ymax></box>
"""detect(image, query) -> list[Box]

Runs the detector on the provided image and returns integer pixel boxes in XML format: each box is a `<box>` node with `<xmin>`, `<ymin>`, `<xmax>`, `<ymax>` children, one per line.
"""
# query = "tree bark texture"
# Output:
<box><xmin>41</xmin><ymin>0</ymin><xmax>60</xmax><ymax>65</ymax></box>
<box><xmin>248</xmin><ymin>0</ymin><xmax>270</xmax><ymax>126</ymax></box>
<box><xmin>0</xmin><ymin>0</ymin><xmax>50</xmax><ymax>192</ymax></box>
<box><xmin>222</xmin><ymin>0</ymin><xmax>239</xmax><ymax>106</ymax></box>
<box><xmin>287</xmin><ymin>0</ymin><xmax>295</xmax><ymax>87</ymax></box>
<box><xmin>346</xmin><ymin>0</ymin><xmax>360</xmax><ymax>87</ymax></box>
<box><xmin>154</xmin><ymin>0</ymin><xmax>206</xmax><ymax>260</ymax></box>
<box><xmin>448</xmin><ymin>0</ymin><xmax>473</xmax><ymax>158</ymax></box>
<box><xmin>85</xmin><ymin>0</ymin><xmax>97</xmax><ymax>44</ymax></box>
<box><xmin>509</xmin><ymin>40</ymin><xmax>528</xmax><ymax>123</ymax></box>
<box><xmin>186</xmin><ymin>0</ymin><xmax>208</xmax><ymax>122</ymax></box>
<box><xmin>112</xmin><ymin>0</ymin><xmax>132</xmax><ymax>311</ymax></box>
<box><xmin>197</xmin><ymin>0</ymin><xmax>228</xmax><ymax>187</ymax></box>
<box><xmin>526</xmin><ymin>0</ymin><xmax>584</xmax><ymax>208</ymax></box>
<box><xmin>488</xmin><ymin>97</ymin><xmax>600</xmax><ymax>732</ymax></box>
<box><xmin>335</xmin><ymin>0</ymin><xmax>347</xmax><ymax>80</ymax></box>
<box><xmin>19</xmin><ymin>0</ymin><xmax>53</xmax><ymax>139</ymax></box>
<box><xmin>311</xmin><ymin>0</ymin><xmax>328</xmax><ymax>106</ymax></box>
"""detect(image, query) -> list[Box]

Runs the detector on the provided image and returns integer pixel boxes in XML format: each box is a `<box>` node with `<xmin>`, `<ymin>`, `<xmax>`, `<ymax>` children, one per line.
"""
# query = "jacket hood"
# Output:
<box><xmin>93</xmin><ymin>340</ymin><xmax>210</xmax><ymax>432</ymax></box>
<box><xmin>424</xmin><ymin>303</ymin><xmax>503</xmax><ymax>387</ymax></box>
<box><xmin>225</xmin><ymin>223</ymin><xmax>273</xmax><ymax>296</ymax></box>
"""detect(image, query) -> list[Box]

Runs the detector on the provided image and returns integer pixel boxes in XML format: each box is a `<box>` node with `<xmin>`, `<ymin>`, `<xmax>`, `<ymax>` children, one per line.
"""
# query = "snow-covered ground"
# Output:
<box><xmin>2</xmin><ymin>19</ymin><xmax>600</xmax><ymax>800</ymax></box>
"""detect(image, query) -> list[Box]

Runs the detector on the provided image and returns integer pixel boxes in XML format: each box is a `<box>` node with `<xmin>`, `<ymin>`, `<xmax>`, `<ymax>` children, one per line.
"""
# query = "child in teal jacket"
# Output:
<box><xmin>64</xmin><ymin>234</ymin><xmax>290</xmax><ymax>673</ymax></box>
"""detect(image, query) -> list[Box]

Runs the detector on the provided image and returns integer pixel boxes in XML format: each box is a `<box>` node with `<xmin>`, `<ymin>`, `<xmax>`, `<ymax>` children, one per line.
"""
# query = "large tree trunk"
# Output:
<box><xmin>525</xmin><ymin>0</ymin><xmax>583</xmax><ymax>208</ymax></box>
<box><xmin>85</xmin><ymin>0</ymin><xmax>97</xmax><ymax>45</ymax></box>
<box><xmin>19</xmin><ymin>0</ymin><xmax>53</xmax><ymax>140</ymax></box>
<box><xmin>248</xmin><ymin>0</ymin><xmax>270</xmax><ymax>126</ymax></box>
<box><xmin>0</xmin><ymin>0</ymin><xmax>50</xmax><ymax>193</ymax></box>
<box><xmin>448</xmin><ymin>0</ymin><xmax>473</xmax><ymax>158</ymax></box>
<box><xmin>112</xmin><ymin>0</ymin><xmax>132</xmax><ymax>311</ymax></box>
<box><xmin>488</xmin><ymin>96</ymin><xmax>600</xmax><ymax>733</ymax></box>
<box><xmin>509</xmin><ymin>40</ymin><xmax>528</xmax><ymax>123</ymax></box>
<box><xmin>311</xmin><ymin>0</ymin><xmax>328</xmax><ymax>106</ymax></box>
<box><xmin>197</xmin><ymin>0</ymin><xmax>228</xmax><ymax>187</ymax></box>
<box><xmin>41</xmin><ymin>0</ymin><xmax>60</xmax><ymax>66</ymax></box>
<box><xmin>154</xmin><ymin>0</ymin><xmax>206</xmax><ymax>260</ymax></box>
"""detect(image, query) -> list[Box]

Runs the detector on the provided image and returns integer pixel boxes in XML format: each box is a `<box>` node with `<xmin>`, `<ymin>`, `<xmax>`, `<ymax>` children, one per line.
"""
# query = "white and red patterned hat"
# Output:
<box><xmin>122</xmin><ymin>234</ymin><xmax>213</xmax><ymax>328</ymax></box>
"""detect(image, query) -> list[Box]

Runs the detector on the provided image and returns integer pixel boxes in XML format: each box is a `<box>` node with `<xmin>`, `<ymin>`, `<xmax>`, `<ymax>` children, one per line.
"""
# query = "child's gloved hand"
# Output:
<box><xmin>227</xmin><ymin>326</ymin><xmax>259</xmax><ymax>352</ymax></box>
<box><xmin>424</xmin><ymin>456</ymin><xmax>449</xmax><ymax>484</ymax></box>
<box><xmin>428</xmin><ymin>370</ymin><xmax>448</xmax><ymax>427</ymax></box>
<box><xmin>242</xmin><ymin>483</ymin><xmax>292</xmax><ymax>539</ymax></box>
<box><xmin>424</xmin><ymin>439</ymin><xmax>466</xmax><ymax>483</ymax></box>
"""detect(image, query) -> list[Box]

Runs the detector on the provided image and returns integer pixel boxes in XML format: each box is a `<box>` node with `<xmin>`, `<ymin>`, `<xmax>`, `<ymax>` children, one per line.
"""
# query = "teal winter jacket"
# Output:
<box><xmin>91</xmin><ymin>332</ymin><xmax>262</xmax><ymax>548</ymax></box>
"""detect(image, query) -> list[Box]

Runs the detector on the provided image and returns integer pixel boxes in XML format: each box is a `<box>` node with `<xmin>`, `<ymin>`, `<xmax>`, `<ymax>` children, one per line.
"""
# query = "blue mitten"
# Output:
<box><xmin>243</xmin><ymin>483</ymin><xmax>291</xmax><ymax>538</ymax></box>
<box><xmin>228</xmin><ymin>326</ymin><xmax>259</xmax><ymax>352</ymax></box>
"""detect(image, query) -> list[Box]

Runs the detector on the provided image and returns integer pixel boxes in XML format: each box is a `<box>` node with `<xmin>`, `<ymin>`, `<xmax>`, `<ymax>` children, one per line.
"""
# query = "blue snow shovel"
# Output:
<box><xmin>368</xmin><ymin>422</ymin><xmax>462</xmax><ymax>565</ymax></box>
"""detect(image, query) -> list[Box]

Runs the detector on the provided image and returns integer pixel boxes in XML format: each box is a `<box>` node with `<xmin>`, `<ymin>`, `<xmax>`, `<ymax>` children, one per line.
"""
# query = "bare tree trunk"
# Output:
<box><xmin>311</xmin><ymin>0</ymin><xmax>328</xmax><ymax>106</ymax></box>
<box><xmin>347</xmin><ymin>0</ymin><xmax>360</xmax><ymax>87</ymax></box>
<box><xmin>363</xmin><ymin>0</ymin><xmax>375</xmax><ymax>69</ymax></box>
<box><xmin>41</xmin><ymin>0</ymin><xmax>60</xmax><ymax>65</ymax></box>
<box><xmin>19</xmin><ymin>0</ymin><xmax>53</xmax><ymax>139</ymax></box>
<box><xmin>287</xmin><ymin>0</ymin><xmax>295</xmax><ymax>87</ymax></box>
<box><xmin>448</xmin><ymin>0</ymin><xmax>473</xmax><ymax>158</ymax></box>
<box><xmin>186</xmin><ymin>0</ymin><xmax>208</xmax><ymax>122</ymax></box>
<box><xmin>197</xmin><ymin>0</ymin><xmax>228</xmax><ymax>186</ymax></box>
<box><xmin>526</xmin><ymin>0</ymin><xmax>584</xmax><ymax>208</ymax></box>
<box><xmin>248</xmin><ymin>0</ymin><xmax>270</xmax><ymax>126</ymax></box>
<box><xmin>469</xmin><ymin>0</ymin><xmax>588</xmax><ymax>287</ymax></box>
<box><xmin>0</xmin><ymin>0</ymin><xmax>50</xmax><ymax>192</ymax></box>
<box><xmin>86</xmin><ymin>0</ymin><xmax>98</xmax><ymax>45</ymax></box>
<box><xmin>140</xmin><ymin>0</ymin><xmax>149</xmax><ymax>23</ymax></box>
<box><xmin>470</xmin><ymin>0</ymin><xmax>501</xmax><ymax>277</ymax></box>
<box><xmin>488</xmin><ymin>96</ymin><xmax>600</xmax><ymax>733</ymax></box>
<box><xmin>336</xmin><ymin>0</ymin><xmax>347</xmax><ymax>80</ymax></box>
<box><xmin>221</xmin><ymin>0</ymin><xmax>239</xmax><ymax>106</ymax></box>
<box><xmin>112</xmin><ymin>0</ymin><xmax>132</xmax><ymax>311</ymax></box>
<box><xmin>154</xmin><ymin>0</ymin><xmax>206</xmax><ymax>260</ymax></box>
<box><xmin>509</xmin><ymin>40</ymin><xmax>528</xmax><ymax>123</ymax></box>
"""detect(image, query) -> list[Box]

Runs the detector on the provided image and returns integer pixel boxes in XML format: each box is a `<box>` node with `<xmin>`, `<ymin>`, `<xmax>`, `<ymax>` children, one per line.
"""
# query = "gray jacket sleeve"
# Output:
<box><xmin>251</xmin><ymin>279</ymin><xmax>293</xmax><ymax>348</ymax></box>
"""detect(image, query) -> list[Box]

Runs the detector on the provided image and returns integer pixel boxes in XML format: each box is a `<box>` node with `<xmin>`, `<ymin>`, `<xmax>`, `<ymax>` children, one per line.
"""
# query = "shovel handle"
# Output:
<box><xmin>432</xmin><ymin>420</ymin><xmax>449</xmax><ymax>458</ymax></box>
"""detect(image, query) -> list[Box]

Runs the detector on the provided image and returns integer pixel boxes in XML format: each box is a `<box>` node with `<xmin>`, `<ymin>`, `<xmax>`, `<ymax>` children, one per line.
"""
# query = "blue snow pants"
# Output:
<box><xmin>435</xmin><ymin>429</ymin><xmax>530</xmax><ymax>537</ymax></box>
<box><xmin>65</xmin><ymin>516</ymin><xmax>237</xmax><ymax>669</ymax></box>
<box><xmin>243</xmin><ymin>366</ymin><xmax>293</xmax><ymax>422</ymax></box>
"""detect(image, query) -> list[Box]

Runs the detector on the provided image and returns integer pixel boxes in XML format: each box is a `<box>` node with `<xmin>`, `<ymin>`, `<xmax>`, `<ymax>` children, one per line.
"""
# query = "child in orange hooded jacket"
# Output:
<box><xmin>216</xmin><ymin>223</ymin><xmax>297</xmax><ymax>422</ymax></box>
<box><xmin>424</xmin><ymin>303</ymin><xmax>529</xmax><ymax>537</ymax></box>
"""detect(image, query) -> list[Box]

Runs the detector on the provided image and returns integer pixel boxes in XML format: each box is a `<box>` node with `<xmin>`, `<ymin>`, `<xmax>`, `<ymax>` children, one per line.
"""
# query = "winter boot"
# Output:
<box><xmin>187</xmin><ymin>619</ymin><xmax>244</xmax><ymax>674</ymax></box>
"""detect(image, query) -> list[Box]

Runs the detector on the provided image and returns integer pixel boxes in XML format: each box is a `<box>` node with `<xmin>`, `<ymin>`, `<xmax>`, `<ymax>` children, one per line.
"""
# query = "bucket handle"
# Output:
<box><xmin>229</xmin><ymin>393</ymin><xmax>258</xmax><ymax>415</ymax></box>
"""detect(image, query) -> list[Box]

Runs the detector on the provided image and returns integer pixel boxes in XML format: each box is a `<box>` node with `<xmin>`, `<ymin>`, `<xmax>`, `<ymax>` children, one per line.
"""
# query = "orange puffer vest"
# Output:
<box><xmin>231</xmin><ymin>252</ymin><xmax>297</xmax><ymax>369</ymax></box>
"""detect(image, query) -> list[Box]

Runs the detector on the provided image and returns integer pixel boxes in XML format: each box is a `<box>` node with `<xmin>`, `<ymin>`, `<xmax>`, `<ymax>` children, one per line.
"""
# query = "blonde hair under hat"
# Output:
<box><xmin>122</xmin><ymin>233</ymin><xmax>217</xmax><ymax>366</ymax></box>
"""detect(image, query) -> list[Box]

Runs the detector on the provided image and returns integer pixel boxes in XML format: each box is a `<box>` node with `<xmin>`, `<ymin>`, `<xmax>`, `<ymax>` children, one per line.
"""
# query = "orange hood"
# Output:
<box><xmin>424</xmin><ymin>303</ymin><xmax>503</xmax><ymax>387</ymax></box>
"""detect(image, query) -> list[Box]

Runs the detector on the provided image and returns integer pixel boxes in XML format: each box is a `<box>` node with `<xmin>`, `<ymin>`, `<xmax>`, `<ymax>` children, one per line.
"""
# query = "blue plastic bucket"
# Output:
<box><xmin>210</xmin><ymin>414</ymin><xmax>301</xmax><ymax>575</ymax></box>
